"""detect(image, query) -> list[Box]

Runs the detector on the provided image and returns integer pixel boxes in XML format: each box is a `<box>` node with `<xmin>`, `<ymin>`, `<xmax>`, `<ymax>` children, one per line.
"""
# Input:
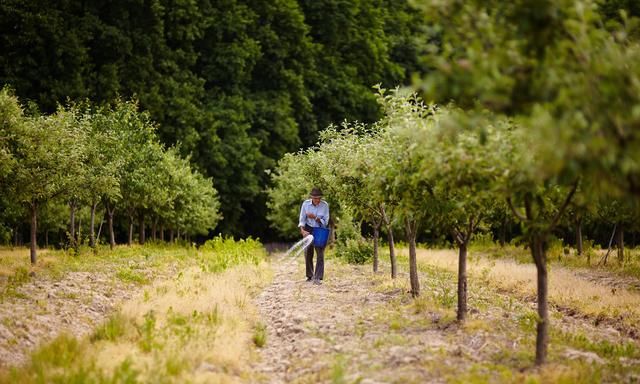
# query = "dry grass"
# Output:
<box><xmin>399</xmin><ymin>248</ymin><xmax>640</xmax><ymax>332</ymax></box>
<box><xmin>93</xmin><ymin>262</ymin><xmax>273</xmax><ymax>383</ymax></box>
<box><xmin>0</xmin><ymin>247</ymin><xmax>56</xmax><ymax>277</ymax></box>
<box><xmin>0</xmin><ymin>243</ymin><xmax>272</xmax><ymax>383</ymax></box>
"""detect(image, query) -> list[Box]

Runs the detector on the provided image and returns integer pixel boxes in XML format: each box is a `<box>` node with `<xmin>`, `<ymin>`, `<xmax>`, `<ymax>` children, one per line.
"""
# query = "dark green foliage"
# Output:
<box><xmin>0</xmin><ymin>0</ymin><xmax>425</xmax><ymax>238</ymax></box>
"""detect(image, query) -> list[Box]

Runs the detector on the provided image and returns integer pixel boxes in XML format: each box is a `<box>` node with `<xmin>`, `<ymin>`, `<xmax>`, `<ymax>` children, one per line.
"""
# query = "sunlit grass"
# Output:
<box><xmin>395</xmin><ymin>248</ymin><xmax>640</xmax><ymax>335</ymax></box>
<box><xmin>0</xmin><ymin>240</ymin><xmax>273</xmax><ymax>383</ymax></box>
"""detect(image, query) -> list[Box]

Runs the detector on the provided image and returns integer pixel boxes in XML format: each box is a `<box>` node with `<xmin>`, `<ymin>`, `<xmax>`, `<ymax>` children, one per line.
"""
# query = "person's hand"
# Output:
<box><xmin>300</xmin><ymin>228</ymin><xmax>310</xmax><ymax>237</ymax></box>
<box><xmin>306</xmin><ymin>212</ymin><xmax>316</xmax><ymax>219</ymax></box>
<box><xmin>315</xmin><ymin>217</ymin><xmax>321</xmax><ymax>223</ymax></box>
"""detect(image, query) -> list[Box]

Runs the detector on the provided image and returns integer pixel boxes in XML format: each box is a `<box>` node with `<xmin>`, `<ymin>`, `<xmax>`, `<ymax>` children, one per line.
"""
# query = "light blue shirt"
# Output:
<box><xmin>298</xmin><ymin>199</ymin><xmax>330</xmax><ymax>228</ymax></box>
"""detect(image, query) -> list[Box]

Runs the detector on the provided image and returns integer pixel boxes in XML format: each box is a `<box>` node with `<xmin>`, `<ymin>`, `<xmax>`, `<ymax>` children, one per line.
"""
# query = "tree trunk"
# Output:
<box><xmin>152</xmin><ymin>217</ymin><xmax>157</xmax><ymax>241</ymax></box>
<box><xmin>13</xmin><ymin>225</ymin><xmax>19</xmax><ymax>247</ymax></box>
<box><xmin>128</xmin><ymin>215</ymin><xmax>134</xmax><ymax>246</ymax></box>
<box><xmin>381</xmin><ymin>205</ymin><xmax>397</xmax><ymax>279</ymax></box>
<box><xmin>138</xmin><ymin>211</ymin><xmax>145</xmax><ymax>245</ymax></box>
<box><xmin>90</xmin><ymin>200</ymin><xmax>98</xmax><ymax>248</ymax></box>
<box><xmin>160</xmin><ymin>223</ymin><xmax>164</xmax><ymax>242</ymax></box>
<box><xmin>329</xmin><ymin>220</ymin><xmax>336</xmax><ymax>244</ymax></box>
<box><xmin>532</xmin><ymin>235</ymin><xmax>549</xmax><ymax>366</ymax></box>
<box><xmin>372</xmin><ymin>224</ymin><xmax>379</xmax><ymax>273</ymax></box>
<box><xmin>69</xmin><ymin>200</ymin><xmax>76</xmax><ymax>246</ymax></box>
<box><xmin>499</xmin><ymin>215</ymin><xmax>506</xmax><ymax>247</ymax></box>
<box><xmin>169</xmin><ymin>228</ymin><xmax>174</xmax><ymax>243</ymax></box>
<box><xmin>575</xmin><ymin>216</ymin><xmax>583</xmax><ymax>256</ymax></box>
<box><xmin>45</xmin><ymin>230</ymin><xmax>49</xmax><ymax>248</ymax></box>
<box><xmin>405</xmin><ymin>219</ymin><xmax>420</xmax><ymax>297</ymax></box>
<box><xmin>457</xmin><ymin>239</ymin><xmax>468</xmax><ymax>322</ymax></box>
<box><xmin>107</xmin><ymin>205</ymin><xmax>115</xmax><ymax>250</ymax></box>
<box><xmin>388</xmin><ymin>228</ymin><xmax>397</xmax><ymax>279</ymax></box>
<box><xmin>30</xmin><ymin>202</ymin><xmax>38</xmax><ymax>264</ymax></box>
<box><xmin>177</xmin><ymin>228</ymin><xmax>181</xmax><ymax>241</ymax></box>
<box><xmin>602</xmin><ymin>223</ymin><xmax>617</xmax><ymax>266</ymax></box>
<box><xmin>616</xmin><ymin>222</ymin><xmax>624</xmax><ymax>264</ymax></box>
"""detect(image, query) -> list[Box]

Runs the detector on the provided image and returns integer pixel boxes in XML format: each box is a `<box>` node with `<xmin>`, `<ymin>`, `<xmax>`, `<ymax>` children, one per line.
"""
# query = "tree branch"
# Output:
<box><xmin>506</xmin><ymin>197</ymin><xmax>528</xmax><ymax>222</ymax></box>
<box><xmin>549</xmin><ymin>179</ymin><xmax>580</xmax><ymax>230</ymax></box>
<box><xmin>452</xmin><ymin>227</ymin><xmax>464</xmax><ymax>245</ymax></box>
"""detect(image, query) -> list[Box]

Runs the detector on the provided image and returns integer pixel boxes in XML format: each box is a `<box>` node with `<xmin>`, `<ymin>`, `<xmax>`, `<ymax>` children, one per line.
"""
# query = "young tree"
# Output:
<box><xmin>426</xmin><ymin>113</ymin><xmax>508</xmax><ymax>321</ymax></box>
<box><xmin>5</xmin><ymin>108</ymin><xmax>84</xmax><ymax>263</ymax></box>
<box><xmin>370</xmin><ymin>89</ymin><xmax>440</xmax><ymax>297</ymax></box>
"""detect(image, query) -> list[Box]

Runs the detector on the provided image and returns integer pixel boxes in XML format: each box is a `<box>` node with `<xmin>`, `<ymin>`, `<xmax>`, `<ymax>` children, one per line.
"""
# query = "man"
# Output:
<box><xmin>298</xmin><ymin>187</ymin><xmax>330</xmax><ymax>284</ymax></box>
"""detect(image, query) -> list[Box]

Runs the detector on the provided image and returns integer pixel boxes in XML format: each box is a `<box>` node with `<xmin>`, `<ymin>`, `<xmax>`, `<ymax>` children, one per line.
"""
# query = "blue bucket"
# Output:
<box><xmin>312</xmin><ymin>227</ymin><xmax>330</xmax><ymax>248</ymax></box>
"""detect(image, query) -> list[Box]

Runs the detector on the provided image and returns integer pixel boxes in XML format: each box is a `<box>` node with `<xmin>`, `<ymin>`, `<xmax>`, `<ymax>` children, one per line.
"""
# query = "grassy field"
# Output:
<box><xmin>0</xmin><ymin>238</ymin><xmax>272</xmax><ymax>383</ymax></box>
<box><xmin>1</xmin><ymin>240</ymin><xmax>639</xmax><ymax>383</ymax></box>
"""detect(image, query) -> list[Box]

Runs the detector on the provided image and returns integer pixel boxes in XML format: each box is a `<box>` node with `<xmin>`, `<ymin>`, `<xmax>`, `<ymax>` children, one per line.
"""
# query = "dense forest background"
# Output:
<box><xmin>0</xmin><ymin>0</ymin><xmax>425</xmax><ymax>241</ymax></box>
<box><xmin>2</xmin><ymin>0</ymin><xmax>639</xmax><ymax>244</ymax></box>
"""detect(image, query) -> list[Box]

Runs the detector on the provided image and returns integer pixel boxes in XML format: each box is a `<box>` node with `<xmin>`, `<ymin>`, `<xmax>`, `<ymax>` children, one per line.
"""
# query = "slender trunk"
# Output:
<box><xmin>499</xmin><ymin>215</ymin><xmax>506</xmax><ymax>247</ymax></box>
<box><xmin>373</xmin><ymin>225</ymin><xmax>379</xmax><ymax>273</ymax></box>
<box><xmin>532</xmin><ymin>235</ymin><xmax>549</xmax><ymax>366</ymax></box>
<box><xmin>160</xmin><ymin>223</ymin><xmax>165</xmax><ymax>242</ymax></box>
<box><xmin>602</xmin><ymin>223</ymin><xmax>617</xmax><ymax>266</ymax></box>
<box><xmin>107</xmin><ymin>205</ymin><xmax>115</xmax><ymax>250</ymax></box>
<box><xmin>13</xmin><ymin>225</ymin><xmax>19</xmax><ymax>247</ymax></box>
<box><xmin>45</xmin><ymin>230</ymin><xmax>49</xmax><ymax>248</ymax></box>
<box><xmin>177</xmin><ymin>228</ymin><xmax>181</xmax><ymax>241</ymax></box>
<box><xmin>457</xmin><ymin>239</ymin><xmax>468</xmax><ymax>322</ymax></box>
<box><xmin>128</xmin><ymin>215</ymin><xmax>134</xmax><ymax>246</ymax></box>
<box><xmin>169</xmin><ymin>228</ymin><xmax>174</xmax><ymax>243</ymax></box>
<box><xmin>381</xmin><ymin>205</ymin><xmax>397</xmax><ymax>279</ymax></box>
<box><xmin>90</xmin><ymin>200</ymin><xmax>98</xmax><ymax>248</ymax></box>
<box><xmin>30</xmin><ymin>202</ymin><xmax>38</xmax><ymax>264</ymax></box>
<box><xmin>152</xmin><ymin>217</ymin><xmax>157</xmax><ymax>241</ymax></box>
<box><xmin>575</xmin><ymin>216</ymin><xmax>583</xmax><ymax>256</ymax></box>
<box><xmin>616</xmin><ymin>222</ymin><xmax>624</xmax><ymax>264</ymax></box>
<box><xmin>69</xmin><ymin>200</ymin><xmax>76</xmax><ymax>246</ymax></box>
<box><xmin>138</xmin><ymin>211</ymin><xmax>145</xmax><ymax>245</ymax></box>
<box><xmin>388</xmin><ymin>228</ymin><xmax>397</xmax><ymax>279</ymax></box>
<box><xmin>405</xmin><ymin>219</ymin><xmax>420</xmax><ymax>297</ymax></box>
<box><xmin>97</xmin><ymin>218</ymin><xmax>104</xmax><ymax>244</ymax></box>
<box><xmin>329</xmin><ymin>220</ymin><xmax>336</xmax><ymax>244</ymax></box>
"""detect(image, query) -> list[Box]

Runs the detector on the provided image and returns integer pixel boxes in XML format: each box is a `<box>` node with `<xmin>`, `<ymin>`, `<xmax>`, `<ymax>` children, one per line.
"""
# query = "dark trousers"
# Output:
<box><xmin>305</xmin><ymin>225</ymin><xmax>325</xmax><ymax>280</ymax></box>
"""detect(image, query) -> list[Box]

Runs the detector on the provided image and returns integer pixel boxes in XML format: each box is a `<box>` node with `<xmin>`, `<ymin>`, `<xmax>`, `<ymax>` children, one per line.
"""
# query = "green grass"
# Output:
<box><xmin>91</xmin><ymin>312</ymin><xmax>128</xmax><ymax>342</ymax></box>
<box><xmin>253</xmin><ymin>322</ymin><xmax>267</xmax><ymax>348</ymax></box>
<box><xmin>115</xmin><ymin>266</ymin><xmax>149</xmax><ymax>284</ymax></box>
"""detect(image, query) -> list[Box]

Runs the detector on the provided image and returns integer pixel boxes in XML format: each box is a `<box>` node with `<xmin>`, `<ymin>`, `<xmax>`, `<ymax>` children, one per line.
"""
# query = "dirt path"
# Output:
<box><xmin>253</xmin><ymin>255</ymin><xmax>467</xmax><ymax>384</ymax></box>
<box><xmin>253</xmin><ymin>253</ymin><xmax>640</xmax><ymax>383</ymax></box>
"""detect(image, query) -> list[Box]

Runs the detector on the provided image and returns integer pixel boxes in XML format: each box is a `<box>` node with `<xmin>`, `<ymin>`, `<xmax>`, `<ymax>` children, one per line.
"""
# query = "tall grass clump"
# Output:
<box><xmin>198</xmin><ymin>236</ymin><xmax>266</xmax><ymax>273</ymax></box>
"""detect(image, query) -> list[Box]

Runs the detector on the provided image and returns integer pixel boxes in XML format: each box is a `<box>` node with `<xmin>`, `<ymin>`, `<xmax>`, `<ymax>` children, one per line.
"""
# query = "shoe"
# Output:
<box><xmin>306</xmin><ymin>277</ymin><xmax>312</xmax><ymax>282</ymax></box>
<box><xmin>313</xmin><ymin>279</ymin><xmax>322</xmax><ymax>285</ymax></box>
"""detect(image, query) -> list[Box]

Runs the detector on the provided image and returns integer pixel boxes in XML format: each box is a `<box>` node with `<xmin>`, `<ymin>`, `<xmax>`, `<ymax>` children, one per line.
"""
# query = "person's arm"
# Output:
<box><xmin>298</xmin><ymin>201</ymin><xmax>307</xmax><ymax>228</ymax></box>
<box><xmin>299</xmin><ymin>201</ymin><xmax>310</xmax><ymax>236</ymax></box>
<box><xmin>318</xmin><ymin>201</ymin><xmax>329</xmax><ymax>227</ymax></box>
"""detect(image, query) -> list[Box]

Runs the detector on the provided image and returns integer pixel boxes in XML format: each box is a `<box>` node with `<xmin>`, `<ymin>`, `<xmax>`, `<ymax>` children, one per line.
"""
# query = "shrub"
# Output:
<box><xmin>335</xmin><ymin>238</ymin><xmax>373</xmax><ymax>264</ymax></box>
<box><xmin>199</xmin><ymin>236</ymin><xmax>266</xmax><ymax>273</ymax></box>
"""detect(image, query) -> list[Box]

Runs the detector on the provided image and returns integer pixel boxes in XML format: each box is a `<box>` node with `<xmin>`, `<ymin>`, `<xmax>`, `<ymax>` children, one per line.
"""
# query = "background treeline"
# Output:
<box><xmin>268</xmin><ymin>0</ymin><xmax>640</xmax><ymax>365</ymax></box>
<box><xmin>0</xmin><ymin>0</ymin><xmax>425</xmax><ymax>239</ymax></box>
<box><xmin>0</xmin><ymin>89</ymin><xmax>221</xmax><ymax>263</ymax></box>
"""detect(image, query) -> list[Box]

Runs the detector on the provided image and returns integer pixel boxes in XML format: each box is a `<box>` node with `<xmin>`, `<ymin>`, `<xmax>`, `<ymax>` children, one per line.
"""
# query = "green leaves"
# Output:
<box><xmin>0</xmin><ymin>92</ymin><xmax>222</xmax><ymax>249</ymax></box>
